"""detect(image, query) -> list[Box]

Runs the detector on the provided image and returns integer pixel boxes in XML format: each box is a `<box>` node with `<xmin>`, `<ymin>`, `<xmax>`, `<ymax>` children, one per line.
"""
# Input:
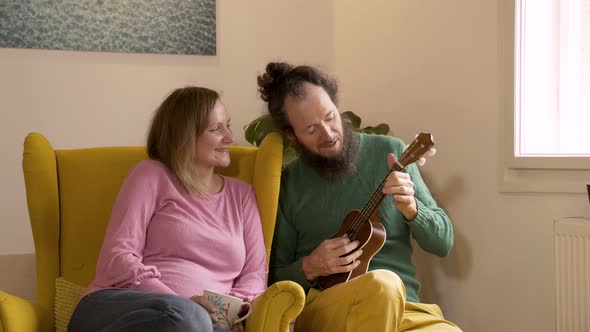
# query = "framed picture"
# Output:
<box><xmin>0</xmin><ymin>0</ymin><xmax>216</xmax><ymax>55</ymax></box>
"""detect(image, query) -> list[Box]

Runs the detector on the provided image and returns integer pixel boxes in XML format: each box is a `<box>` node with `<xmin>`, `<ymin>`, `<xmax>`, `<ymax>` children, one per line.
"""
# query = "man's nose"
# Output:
<box><xmin>319</xmin><ymin>123</ymin><xmax>334</xmax><ymax>141</ymax></box>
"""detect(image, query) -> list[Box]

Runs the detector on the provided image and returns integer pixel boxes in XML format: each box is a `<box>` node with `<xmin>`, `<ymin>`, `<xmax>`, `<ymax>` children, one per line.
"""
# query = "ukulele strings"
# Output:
<box><xmin>345</xmin><ymin>139</ymin><xmax>429</xmax><ymax>238</ymax></box>
<box><xmin>344</xmin><ymin>154</ymin><xmax>410</xmax><ymax>239</ymax></box>
<box><xmin>344</xmin><ymin>163</ymin><xmax>402</xmax><ymax>239</ymax></box>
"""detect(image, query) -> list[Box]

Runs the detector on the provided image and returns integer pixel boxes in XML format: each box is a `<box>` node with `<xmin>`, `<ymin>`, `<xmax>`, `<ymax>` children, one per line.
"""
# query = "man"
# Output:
<box><xmin>257</xmin><ymin>62</ymin><xmax>461</xmax><ymax>332</ymax></box>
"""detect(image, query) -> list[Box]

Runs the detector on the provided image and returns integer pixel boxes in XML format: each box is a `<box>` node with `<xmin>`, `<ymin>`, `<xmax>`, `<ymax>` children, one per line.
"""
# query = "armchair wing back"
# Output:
<box><xmin>0</xmin><ymin>132</ymin><xmax>304</xmax><ymax>332</ymax></box>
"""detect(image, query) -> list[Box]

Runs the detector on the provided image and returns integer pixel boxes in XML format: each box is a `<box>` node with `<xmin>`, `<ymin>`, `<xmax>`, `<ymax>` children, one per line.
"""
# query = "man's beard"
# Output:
<box><xmin>293</xmin><ymin>120</ymin><xmax>359</xmax><ymax>179</ymax></box>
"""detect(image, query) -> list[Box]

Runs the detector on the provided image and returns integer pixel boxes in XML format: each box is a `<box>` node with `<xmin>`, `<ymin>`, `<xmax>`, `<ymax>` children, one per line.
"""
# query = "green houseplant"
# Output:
<box><xmin>244</xmin><ymin>111</ymin><xmax>390</xmax><ymax>164</ymax></box>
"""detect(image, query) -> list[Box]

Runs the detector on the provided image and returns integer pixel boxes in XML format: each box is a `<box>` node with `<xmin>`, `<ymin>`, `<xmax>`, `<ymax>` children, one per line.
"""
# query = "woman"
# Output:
<box><xmin>68</xmin><ymin>87</ymin><xmax>267</xmax><ymax>332</ymax></box>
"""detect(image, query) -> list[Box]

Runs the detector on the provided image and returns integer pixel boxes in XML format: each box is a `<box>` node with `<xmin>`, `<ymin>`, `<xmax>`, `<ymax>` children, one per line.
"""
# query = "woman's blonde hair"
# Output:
<box><xmin>147</xmin><ymin>86</ymin><xmax>220</xmax><ymax>195</ymax></box>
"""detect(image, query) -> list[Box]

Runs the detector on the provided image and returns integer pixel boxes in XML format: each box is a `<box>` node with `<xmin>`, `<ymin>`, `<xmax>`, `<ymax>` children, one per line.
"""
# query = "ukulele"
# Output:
<box><xmin>316</xmin><ymin>133</ymin><xmax>436</xmax><ymax>290</ymax></box>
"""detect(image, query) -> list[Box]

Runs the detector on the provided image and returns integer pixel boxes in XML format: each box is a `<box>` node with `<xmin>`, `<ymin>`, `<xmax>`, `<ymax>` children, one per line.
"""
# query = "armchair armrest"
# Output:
<box><xmin>246</xmin><ymin>281</ymin><xmax>305</xmax><ymax>332</ymax></box>
<box><xmin>0</xmin><ymin>290</ymin><xmax>49</xmax><ymax>332</ymax></box>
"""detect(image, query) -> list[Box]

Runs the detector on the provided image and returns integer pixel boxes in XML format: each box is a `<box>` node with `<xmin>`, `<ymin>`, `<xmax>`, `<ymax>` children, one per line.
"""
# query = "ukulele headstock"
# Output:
<box><xmin>399</xmin><ymin>133</ymin><xmax>435</xmax><ymax>167</ymax></box>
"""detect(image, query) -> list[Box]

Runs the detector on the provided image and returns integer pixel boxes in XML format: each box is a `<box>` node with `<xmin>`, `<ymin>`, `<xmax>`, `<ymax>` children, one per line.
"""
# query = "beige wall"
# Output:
<box><xmin>0</xmin><ymin>0</ymin><xmax>334</xmax><ymax>254</ymax></box>
<box><xmin>334</xmin><ymin>0</ymin><xmax>589</xmax><ymax>331</ymax></box>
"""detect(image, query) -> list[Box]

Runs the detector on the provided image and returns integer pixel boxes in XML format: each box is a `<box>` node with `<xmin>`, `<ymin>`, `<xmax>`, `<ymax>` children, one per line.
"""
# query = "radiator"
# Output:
<box><xmin>555</xmin><ymin>218</ymin><xmax>590</xmax><ymax>332</ymax></box>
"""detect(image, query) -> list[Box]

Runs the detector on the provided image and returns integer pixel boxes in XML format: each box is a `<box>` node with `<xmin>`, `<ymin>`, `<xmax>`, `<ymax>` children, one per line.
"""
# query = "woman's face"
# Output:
<box><xmin>194</xmin><ymin>99</ymin><xmax>234</xmax><ymax>169</ymax></box>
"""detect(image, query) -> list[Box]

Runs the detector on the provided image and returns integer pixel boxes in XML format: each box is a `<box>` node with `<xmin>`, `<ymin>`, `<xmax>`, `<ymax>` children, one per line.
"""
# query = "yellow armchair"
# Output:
<box><xmin>0</xmin><ymin>132</ymin><xmax>304</xmax><ymax>332</ymax></box>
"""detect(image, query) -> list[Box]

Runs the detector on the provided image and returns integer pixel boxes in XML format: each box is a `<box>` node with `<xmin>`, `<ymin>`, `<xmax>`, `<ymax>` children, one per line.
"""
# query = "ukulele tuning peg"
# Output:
<box><xmin>417</xmin><ymin>157</ymin><xmax>426</xmax><ymax>167</ymax></box>
<box><xmin>427</xmin><ymin>148</ymin><xmax>437</xmax><ymax>157</ymax></box>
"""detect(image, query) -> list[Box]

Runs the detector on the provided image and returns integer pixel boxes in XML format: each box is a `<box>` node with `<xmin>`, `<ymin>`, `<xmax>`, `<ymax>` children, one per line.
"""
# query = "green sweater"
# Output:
<box><xmin>269</xmin><ymin>132</ymin><xmax>454</xmax><ymax>303</ymax></box>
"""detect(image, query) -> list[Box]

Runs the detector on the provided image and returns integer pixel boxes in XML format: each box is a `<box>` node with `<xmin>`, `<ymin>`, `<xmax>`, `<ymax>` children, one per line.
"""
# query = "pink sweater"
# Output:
<box><xmin>82</xmin><ymin>160</ymin><xmax>268</xmax><ymax>302</ymax></box>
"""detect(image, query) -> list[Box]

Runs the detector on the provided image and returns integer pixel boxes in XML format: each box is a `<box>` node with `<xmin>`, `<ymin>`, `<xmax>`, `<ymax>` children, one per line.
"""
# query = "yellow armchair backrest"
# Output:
<box><xmin>22</xmin><ymin>132</ymin><xmax>283</xmax><ymax>331</ymax></box>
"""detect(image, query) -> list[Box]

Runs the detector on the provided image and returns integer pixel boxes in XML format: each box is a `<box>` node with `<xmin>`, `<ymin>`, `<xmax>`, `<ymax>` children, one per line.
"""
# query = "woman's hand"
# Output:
<box><xmin>190</xmin><ymin>295</ymin><xmax>218</xmax><ymax>323</ymax></box>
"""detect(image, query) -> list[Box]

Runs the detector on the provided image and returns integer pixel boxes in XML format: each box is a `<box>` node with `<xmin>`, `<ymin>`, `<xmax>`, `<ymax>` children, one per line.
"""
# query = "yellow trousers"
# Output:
<box><xmin>294</xmin><ymin>270</ymin><xmax>461</xmax><ymax>332</ymax></box>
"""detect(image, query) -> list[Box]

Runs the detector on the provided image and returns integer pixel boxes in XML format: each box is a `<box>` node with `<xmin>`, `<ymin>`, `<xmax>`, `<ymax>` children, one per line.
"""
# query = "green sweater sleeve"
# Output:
<box><xmin>404</xmin><ymin>162</ymin><xmax>454</xmax><ymax>257</ymax></box>
<box><xmin>268</xmin><ymin>186</ymin><xmax>315</xmax><ymax>290</ymax></box>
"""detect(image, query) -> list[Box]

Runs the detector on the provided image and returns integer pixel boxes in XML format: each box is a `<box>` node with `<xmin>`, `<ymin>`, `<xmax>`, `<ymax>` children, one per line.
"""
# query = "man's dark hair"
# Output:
<box><xmin>257</xmin><ymin>62</ymin><xmax>338</xmax><ymax>135</ymax></box>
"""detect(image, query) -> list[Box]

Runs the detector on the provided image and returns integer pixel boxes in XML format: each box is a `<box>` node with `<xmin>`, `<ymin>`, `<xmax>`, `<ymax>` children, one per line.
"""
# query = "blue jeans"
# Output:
<box><xmin>67</xmin><ymin>289</ymin><xmax>232</xmax><ymax>332</ymax></box>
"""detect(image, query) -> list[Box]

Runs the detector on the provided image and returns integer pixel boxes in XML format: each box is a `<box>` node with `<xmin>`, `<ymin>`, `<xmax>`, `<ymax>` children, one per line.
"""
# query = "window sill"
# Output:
<box><xmin>499</xmin><ymin>167</ymin><xmax>590</xmax><ymax>193</ymax></box>
<box><xmin>499</xmin><ymin>144</ymin><xmax>590</xmax><ymax>194</ymax></box>
<box><xmin>506</xmin><ymin>156</ymin><xmax>590</xmax><ymax>170</ymax></box>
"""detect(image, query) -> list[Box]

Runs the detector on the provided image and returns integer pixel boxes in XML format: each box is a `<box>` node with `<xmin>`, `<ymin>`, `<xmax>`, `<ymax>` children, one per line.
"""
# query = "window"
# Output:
<box><xmin>516</xmin><ymin>0</ymin><xmax>590</xmax><ymax>156</ymax></box>
<box><xmin>500</xmin><ymin>0</ymin><xmax>590</xmax><ymax>193</ymax></box>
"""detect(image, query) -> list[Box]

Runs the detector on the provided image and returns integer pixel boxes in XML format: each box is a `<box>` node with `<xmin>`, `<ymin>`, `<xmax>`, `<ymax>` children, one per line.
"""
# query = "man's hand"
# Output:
<box><xmin>189</xmin><ymin>295</ymin><xmax>218</xmax><ymax>323</ymax></box>
<box><xmin>302</xmin><ymin>235</ymin><xmax>362</xmax><ymax>281</ymax></box>
<box><xmin>383</xmin><ymin>153</ymin><xmax>418</xmax><ymax>220</ymax></box>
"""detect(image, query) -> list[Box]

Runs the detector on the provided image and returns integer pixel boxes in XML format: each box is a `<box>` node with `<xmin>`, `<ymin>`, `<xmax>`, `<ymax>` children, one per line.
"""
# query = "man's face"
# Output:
<box><xmin>284</xmin><ymin>82</ymin><xmax>344</xmax><ymax>159</ymax></box>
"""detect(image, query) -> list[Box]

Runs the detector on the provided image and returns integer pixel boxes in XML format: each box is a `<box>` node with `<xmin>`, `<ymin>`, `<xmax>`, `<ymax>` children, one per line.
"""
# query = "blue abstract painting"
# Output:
<box><xmin>0</xmin><ymin>0</ymin><xmax>216</xmax><ymax>55</ymax></box>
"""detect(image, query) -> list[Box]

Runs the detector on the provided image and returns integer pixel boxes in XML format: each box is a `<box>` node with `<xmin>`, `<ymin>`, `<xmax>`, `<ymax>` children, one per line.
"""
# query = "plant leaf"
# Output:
<box><xmin>244</xmin><ymin>122</ymin><xmax>258</xmax><ymax>145</ymax></box>
<box><xmin>373</xmin><ymin>123</ymin><xmax>390</xmax><ymax>135</ymax></box>
<box><xmin>255</xmin><ymin>129</ymin><xmax>267</xmax><ymax>146</ymax></box>
<box><xmin>254</xmin><ymin>115</ymin><xmax>273</xmax><ymax>146</ymax></box>
<box><xmin>244</xmin><ymin>114</ymin><xmax>273</xmax><ymax>146</ymax></box>
<box><xmin>341</xmin><ymin>111</ymin><xmax>361</xmax><ymax>129</ymax></box>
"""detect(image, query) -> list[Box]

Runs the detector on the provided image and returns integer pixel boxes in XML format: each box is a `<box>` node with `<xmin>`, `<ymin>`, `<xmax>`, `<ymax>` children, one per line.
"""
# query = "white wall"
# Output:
<box><xmin>333</xmin><ymin>1</ymin><xmax>590</xmax><ymax>331</ymax></box>
<box><xmin>0</xmin><ymin>0</ymin><xmax>334</xmax><ymax>299</ymax></box>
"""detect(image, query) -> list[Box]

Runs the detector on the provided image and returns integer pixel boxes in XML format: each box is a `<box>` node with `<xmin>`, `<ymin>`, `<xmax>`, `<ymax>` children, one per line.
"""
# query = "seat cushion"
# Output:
<box><xmin>54</xmin><ymin>277</ymin><xmax>84</xmax><ymax>332</ymax></box>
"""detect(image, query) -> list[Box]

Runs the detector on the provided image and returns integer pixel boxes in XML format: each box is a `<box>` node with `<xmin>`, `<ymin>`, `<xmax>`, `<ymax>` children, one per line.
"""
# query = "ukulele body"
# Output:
<box><xmin>316</xmin><ymin>209</ymin><xmax>386</xmax><ymax>290</ymax></box>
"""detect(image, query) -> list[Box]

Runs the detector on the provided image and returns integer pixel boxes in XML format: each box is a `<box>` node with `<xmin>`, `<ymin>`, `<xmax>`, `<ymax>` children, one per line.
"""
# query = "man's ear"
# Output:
<box><xmin>285</xmin><ymin>129</ymin><xmax>296</xmax><ymax>144</ymax></box>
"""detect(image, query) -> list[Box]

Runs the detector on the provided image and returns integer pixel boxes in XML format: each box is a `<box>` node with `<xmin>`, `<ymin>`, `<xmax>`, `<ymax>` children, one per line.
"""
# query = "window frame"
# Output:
<box><xmin>499</xmin><ymin>0</ymin><xmax>590</xmax><ymax>193</ymax></box>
